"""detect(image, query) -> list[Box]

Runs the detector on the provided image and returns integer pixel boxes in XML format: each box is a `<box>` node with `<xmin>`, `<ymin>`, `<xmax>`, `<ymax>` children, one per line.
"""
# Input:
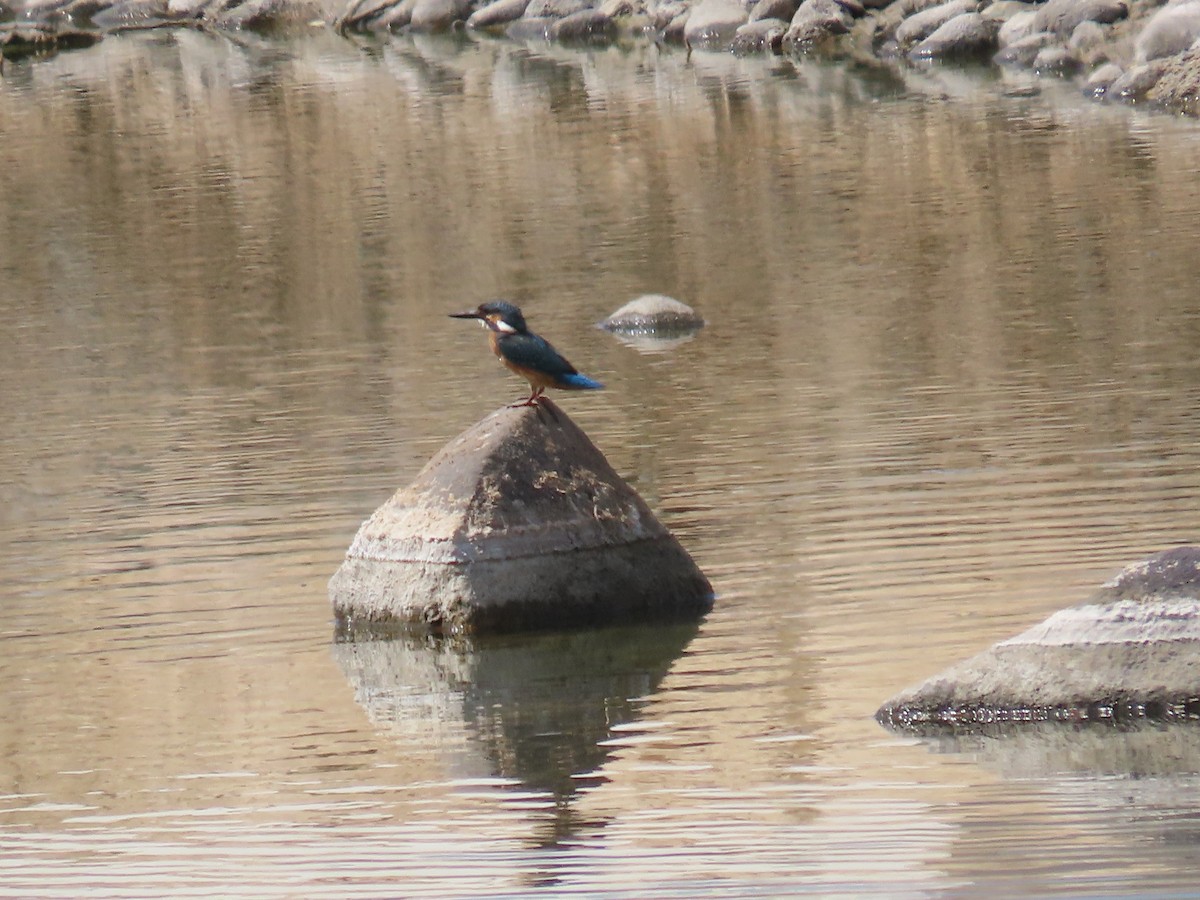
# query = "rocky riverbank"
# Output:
<box><xmin>5</xmin><ymin>0</ymin><xmax>1200</xmax><ymax>114</ymax></box>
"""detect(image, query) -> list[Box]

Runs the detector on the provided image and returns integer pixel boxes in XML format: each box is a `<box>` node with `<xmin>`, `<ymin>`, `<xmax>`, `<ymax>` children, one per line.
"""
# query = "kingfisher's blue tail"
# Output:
<box><xmin>559</xmin><ymin>373</ymin><xmax>604</xmax><ymax>390</ymax></box>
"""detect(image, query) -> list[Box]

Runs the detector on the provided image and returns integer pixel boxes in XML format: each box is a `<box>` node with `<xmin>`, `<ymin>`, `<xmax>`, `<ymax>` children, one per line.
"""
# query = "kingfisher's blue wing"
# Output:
<box><xmin>496</xmin><ymin>332</ymin><xmax>579</xmax><ymax>380</ymax></box>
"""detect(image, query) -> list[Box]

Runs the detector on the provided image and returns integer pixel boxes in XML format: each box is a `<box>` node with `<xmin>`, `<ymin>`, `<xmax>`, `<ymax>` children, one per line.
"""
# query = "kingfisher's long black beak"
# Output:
<box><xmin>449</xmin><ymin>309</ymin><xmax>484</xmax><ymax>320</ymax></box>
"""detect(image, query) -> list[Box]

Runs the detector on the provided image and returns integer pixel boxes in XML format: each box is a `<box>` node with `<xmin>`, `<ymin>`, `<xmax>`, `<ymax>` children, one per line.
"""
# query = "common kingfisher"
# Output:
<box><xmin>450</xmin><ymin>300</ymin><xmax>604</xmax><ymax>407</ymax></box>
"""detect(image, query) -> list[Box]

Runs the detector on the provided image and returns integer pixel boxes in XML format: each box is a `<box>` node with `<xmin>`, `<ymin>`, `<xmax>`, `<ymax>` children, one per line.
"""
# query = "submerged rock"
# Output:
<box><xmin>329</xmin><ymin>399</ymin><xmax>713</xmax><ymax>636</ymax></box>
<box><xmin>877</xmin><ymin>547</ymin><xmax>1200</xmax><ymax>731</ymax></box>
<box><xmin>599</xmin><ymin>294</ymin><xmax>705</xmax><ymax>336</ymax></box>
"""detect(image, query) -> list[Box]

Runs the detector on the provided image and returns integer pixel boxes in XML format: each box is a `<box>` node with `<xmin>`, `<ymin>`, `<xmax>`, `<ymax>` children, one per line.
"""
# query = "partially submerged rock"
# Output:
<box><xmin>877</xmin><ymin>547</ymin><xmax>1200</xmax><ymax>731</ymax></box>
<box><xmin>598</xmin><ymin>294</ymin><xmax>705</xmax><ymax>336</ymax></box>
<box><xmin>329</xmin><ymin>399</ymin><xmax>713</xmax><ymax>636</ymax></box>
<box><xmin>682</xmin><ymin>0</ymin><xmax>746</xmax><ymax>47</ymax></box>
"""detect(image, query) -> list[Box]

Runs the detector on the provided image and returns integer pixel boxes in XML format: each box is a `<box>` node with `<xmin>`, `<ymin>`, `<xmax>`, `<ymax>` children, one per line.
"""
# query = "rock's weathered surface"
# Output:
<box><xmin>329</xmin><ymin>399</ymin><xmax>714</xmax><ymax>636</ymax></box>
<box><xmin>877</xmin><ymin>547</ymin><xmax>1200</xmax><ymax>731</ymax></box>
<box><xmin>599</xmin><ymin>294</ymin><xmax>705</xmax><ymax>336</ymax></box>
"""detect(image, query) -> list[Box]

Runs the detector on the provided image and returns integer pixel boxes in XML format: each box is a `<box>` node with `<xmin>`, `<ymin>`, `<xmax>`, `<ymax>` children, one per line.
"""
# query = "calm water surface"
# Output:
<box><xmin>3</xmin><ymin>29</ymin><xmax>1200</xmax><ymax>897</ymax></box>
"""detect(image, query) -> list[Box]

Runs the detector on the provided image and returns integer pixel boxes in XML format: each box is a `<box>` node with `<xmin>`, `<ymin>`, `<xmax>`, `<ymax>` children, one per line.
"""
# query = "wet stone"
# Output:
<box><xmin>683</xmin><ymin>0</ymin><xmax>747</xmax><ymax>47</ymax></box>
<box><xmin>598</xmin><ymin>294</ymin><xmax>705</xmax><ymax>336</ymax></box>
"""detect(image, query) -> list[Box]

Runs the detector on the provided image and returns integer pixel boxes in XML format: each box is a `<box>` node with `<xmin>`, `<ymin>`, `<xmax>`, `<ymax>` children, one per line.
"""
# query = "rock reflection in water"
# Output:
<box><xmin>332</xmin><ymin>622</ymin><xmax>699</xmax><ymax>846</ymax></box>
<box><xmin>923</xmin><ymin>720</ymin><xmax>1200</xmax><ymax>779</ymax></box>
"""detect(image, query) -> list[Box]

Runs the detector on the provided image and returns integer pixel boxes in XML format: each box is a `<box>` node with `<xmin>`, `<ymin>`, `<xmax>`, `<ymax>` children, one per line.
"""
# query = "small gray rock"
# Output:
<box><xmin>1033</xmin><ymin>43</ymin><xmax>1079</xmax><ymax>72</ymax></box>
<box><xmin>996</xmin><ymin>8</ymin><xmax>1037</xmax><ymax>46</ymax></box>
<box><xmin>1068</xmin><ymin>18</ymin><xmax>1108</xmax><ymax>60</ymax></box>
<box><xmin>993</xmin><ymin>30</ymin><xmax>1055</xmax><ymax>66</ymax></box>
<box><xmin>783</xmin><ymin>0</ymin><xmax>852</xmax><ymax>48</ymax></box>
<box><xmin>335</xmin><ymin>0</ymin><xmax>396</xmax><ymax>30</ymax></box>
<box><xmin>1032</xmin><ymin>0</ymin><xmax>1126</xmax><ymax>37</ymax></box>
<box><xmin>649</xmin><ymin>0</ymin><xmax>686</xmax><ymax>27</ymax></box>
<box><xmin>683</xmin><ymin>0</ymin><xmax>747</xmax><ymax>46</ymax></box>
<box><xmin>468</xmin><ymin>0</ymin><xmax>530</xmax><ymax>27</ymax></box>
<box><xmin>895</xmin><ymin>0</ymin><xmax>975</xmax><ymax>48</ymax></box>
<box><xmin>731</xmin><ymin>14</ymin><xmax>786</xmax><ymax>48</ymax></box>
<box><xmin>1147</xmin><ymin>44</ymin><xmax>1200</xmax><ymax>112</ymax></box>
<box><xmin>1136</xmin><ymin>0</ymin><xmax>1200</xmax><ymax>62</ymax></box>
<box><xmin>748</xmin><ymin>0</ymin><xmax>795</xmax><ymax>22</ymax></box>
<box><xmin>1106</xmin><ymin>57</ymin><xmax>1170</xmax><ymax>100</ymax></box>
<box><xmin>1082</xmin><ymin>60</ymin><xmax>1124</xmax><ymax>96</ymax></box>
<box><xmin>409</xmin><ymin>0</ymin><xmax>471</xmax><ymax>28</ymax></box>
<box><xmin>599</xmin><ymin>295</ymin><xmax>705</xmax><ymax>335</ymax></box>
<box><xmin>908</xmin><ymin>10</ymin><xmax>998</xmax><ymax>59</ymax></box>
<box><xmin>91</xmin><ymin>0</ymin><xmax>170</xmax><ymax>29</ymax></box>
<box><xmin>548</xmin><ymin>6</ymin><xmax>614</xmax><ymax>37</ymax></box>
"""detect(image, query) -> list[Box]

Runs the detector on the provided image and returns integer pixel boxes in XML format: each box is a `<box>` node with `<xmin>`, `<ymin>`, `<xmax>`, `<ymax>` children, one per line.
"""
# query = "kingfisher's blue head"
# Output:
<box><xmin>449</xmin><ymin>300</ymin><xmax>528</xmax><ymax>335</ymax></box>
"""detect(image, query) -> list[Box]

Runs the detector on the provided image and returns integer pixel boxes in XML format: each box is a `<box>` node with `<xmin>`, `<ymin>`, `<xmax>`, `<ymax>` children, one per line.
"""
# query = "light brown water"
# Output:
<box><xmin>3</xmin><ymin>28</ymin><xmax>1200</xmax><ymax>897</ymax></box>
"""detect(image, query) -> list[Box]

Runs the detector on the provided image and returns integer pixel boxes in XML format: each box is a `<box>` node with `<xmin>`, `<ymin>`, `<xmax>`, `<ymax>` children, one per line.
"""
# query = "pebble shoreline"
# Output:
<box><xmin>4</xmin><ymin>0</ymin><xmax>1200</xmax><ymax>115</ymax></box>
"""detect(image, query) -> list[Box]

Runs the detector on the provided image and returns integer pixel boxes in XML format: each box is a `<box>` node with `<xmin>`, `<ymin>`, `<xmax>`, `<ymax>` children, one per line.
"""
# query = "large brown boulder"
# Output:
<box><xmin>330</xmin><ymin>400</ymin><xmax>713</xmax><ymax>635</ymax></box>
